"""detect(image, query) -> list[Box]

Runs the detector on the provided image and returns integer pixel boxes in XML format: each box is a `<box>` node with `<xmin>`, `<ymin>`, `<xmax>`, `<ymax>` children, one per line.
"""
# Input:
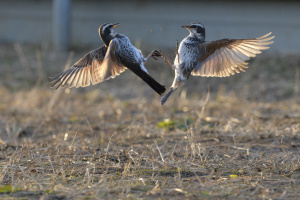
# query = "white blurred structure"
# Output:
<box><xmin>0</xmin><ymin>0</ymin><xmax>299</xmax><ymax>53</ymax></box>
<box><xmin>52</xmin><ymin>0</ymin><xmax>70</xmax><ymax>51</ymax></box>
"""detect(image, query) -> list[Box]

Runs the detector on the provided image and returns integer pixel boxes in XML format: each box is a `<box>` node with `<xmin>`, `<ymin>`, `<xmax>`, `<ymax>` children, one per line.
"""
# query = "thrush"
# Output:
<box><xmin>50</xmin><ymin>23</ymin><xmax>166</xmax><ymax>95</ymax></box>
<box><xmin>160</xmin><ymin>22</ymin><xmax>274</xmax><ymax>105</ymax></box>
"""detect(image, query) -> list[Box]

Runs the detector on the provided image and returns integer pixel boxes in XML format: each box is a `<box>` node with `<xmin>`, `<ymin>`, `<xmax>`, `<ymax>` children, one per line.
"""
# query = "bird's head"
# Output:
<box><xmin>98</xmin><ymin>23</ymin><xmax>120</xmax><ymax>46</ymax></box>
<box><xmin>181</xmin><ymin>23</ymin><xmax>205</xmax><ymax>40</ymax></box>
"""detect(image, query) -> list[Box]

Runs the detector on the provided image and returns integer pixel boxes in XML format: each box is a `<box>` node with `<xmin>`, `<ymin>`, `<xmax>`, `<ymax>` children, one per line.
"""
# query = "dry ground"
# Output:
<box><xmin>0</xmin><ymin>44</ymin><xmax>300</xmax><ymax>199</ymax></box>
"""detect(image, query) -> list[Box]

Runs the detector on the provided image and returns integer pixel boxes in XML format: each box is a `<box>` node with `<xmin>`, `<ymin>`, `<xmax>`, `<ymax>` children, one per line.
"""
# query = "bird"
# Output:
<box><xmin>50</xmin><ymin>23</ymin><xmax>166</xmax><ymax>95</ymax></box>
<box><xmin>160</xmin><ymin>22</ymin><xmax>275</xmax><ymax>105</ymax></box>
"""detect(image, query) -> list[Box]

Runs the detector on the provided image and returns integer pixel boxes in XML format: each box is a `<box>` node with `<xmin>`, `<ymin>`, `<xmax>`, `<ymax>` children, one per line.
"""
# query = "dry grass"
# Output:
<box><xmin>0</xmin><ymin>44</ymin><xmax>300</xmax><ymax>199</ymax></box>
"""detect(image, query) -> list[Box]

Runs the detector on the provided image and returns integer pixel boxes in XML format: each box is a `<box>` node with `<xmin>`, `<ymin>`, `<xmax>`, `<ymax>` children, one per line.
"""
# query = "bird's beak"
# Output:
<box><xmin>112</xmin><ymin>23</ymin><xmax>120</xmax><ymax>28</ymax></box>
<box><xmin>181</xmin><ymin>25</ymin><xmax>189</xmax><ymax>29</ymax></box>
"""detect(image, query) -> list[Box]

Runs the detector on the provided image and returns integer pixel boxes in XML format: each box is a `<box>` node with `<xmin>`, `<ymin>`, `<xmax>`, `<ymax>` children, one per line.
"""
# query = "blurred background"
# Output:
<box><xmin>0</xmin><ymin>0</ymin><xmax>300</xmax><ymax>52</ymax></box>
<box><xmin>0</xmin><ymin>0</ymin><xmax>299</xmax><ymax>101</ymax></box>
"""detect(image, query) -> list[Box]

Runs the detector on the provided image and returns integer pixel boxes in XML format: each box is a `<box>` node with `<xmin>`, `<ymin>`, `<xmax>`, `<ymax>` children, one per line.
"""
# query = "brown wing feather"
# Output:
<box><xmin>50</xmin><ymin>46</ymin><xmax>107</xmax><ymax>89</ymax></box>
<box><xmin>192</xmin><ymin>32</ymin><xmax>274</xmax><ymax>77</ymax></box>
<box><xmin>50</xmin><ymin>39</ymin><xmax>126</xmax><ymax>89</ymax></box>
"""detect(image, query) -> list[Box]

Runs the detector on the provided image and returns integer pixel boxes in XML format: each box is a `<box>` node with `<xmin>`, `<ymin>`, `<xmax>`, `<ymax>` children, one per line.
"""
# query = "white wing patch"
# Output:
<box><xmin>98</xmin><ymin>39</ymin><xmax>126</xmax><ymax>81</ymax></box>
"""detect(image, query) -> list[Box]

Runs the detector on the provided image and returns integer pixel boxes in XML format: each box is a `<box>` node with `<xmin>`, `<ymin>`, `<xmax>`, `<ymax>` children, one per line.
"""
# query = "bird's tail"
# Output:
<box><xmin>161</xmin><ymin>87</ymin><xmax>175</xmax><ymax>105</ymax></box>
<box><xmin>128</xmin><ymin>67</ymin><xmax>166</xmax><ymax>95</ymax></box>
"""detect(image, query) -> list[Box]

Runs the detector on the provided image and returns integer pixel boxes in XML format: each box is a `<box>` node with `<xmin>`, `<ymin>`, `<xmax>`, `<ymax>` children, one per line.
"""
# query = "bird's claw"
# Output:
<box><xmin>151</xmin><ymin>50</ymin><xmax>162</xmax><ymax>60</ymax></box>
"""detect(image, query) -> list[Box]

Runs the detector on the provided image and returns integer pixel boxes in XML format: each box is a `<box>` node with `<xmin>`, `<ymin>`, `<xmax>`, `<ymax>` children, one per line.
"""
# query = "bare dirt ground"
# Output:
<box><xmin>0</xmin><ymin>44</ymin><xmax>299</xmax><ymax>199</ymax></box>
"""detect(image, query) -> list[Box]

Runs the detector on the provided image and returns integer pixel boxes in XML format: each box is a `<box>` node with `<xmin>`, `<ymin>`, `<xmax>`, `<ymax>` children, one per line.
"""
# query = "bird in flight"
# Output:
<box><xmin>160</xmin><ymin>22</ymin><xmax>274</xmax><ymax>105</ymax></box>
<box><xmin>50</xmin><ymin>23</ymin><xmax>166</xmax><ymax>95</ymax></box>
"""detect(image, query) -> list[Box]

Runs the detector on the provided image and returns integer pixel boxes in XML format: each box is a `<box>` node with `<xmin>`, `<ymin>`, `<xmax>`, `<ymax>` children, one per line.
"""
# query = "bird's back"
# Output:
<box><xmin>114</xmin><ymin>34</ymin><xmax>143</xmax><ymax>65</ymax></box>
<box><xmin>112</xmin><ymin>34</ymin><xmax>165</xmax><ymax>95</ymax></box>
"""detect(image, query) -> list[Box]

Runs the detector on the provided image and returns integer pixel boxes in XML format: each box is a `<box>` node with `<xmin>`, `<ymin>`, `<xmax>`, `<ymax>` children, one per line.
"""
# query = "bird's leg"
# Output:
<box><xmin>158</xmin><ymin>50</ymin><xmax>174</xmax><ymax>69</ymax></box>
<box><xmin>145</xmin><ymin>50</ymin><xmax>161</xmax><ymax>60</ymax></box>
<box><xmin>176</xmin><ymin>40</ymin><xmax>179</xmax><ymax>65</ymax></box>
<box><xmin>145</xmin><ymin>49</ymin><xmax>174</xmax><ymax>70</ymax></box>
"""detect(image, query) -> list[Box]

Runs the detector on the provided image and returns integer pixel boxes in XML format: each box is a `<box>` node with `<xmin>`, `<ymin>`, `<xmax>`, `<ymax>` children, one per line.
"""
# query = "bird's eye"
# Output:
<box><xmin>190</xmin><ymin>25</ymin><xmax>196</xmax><ymax>28</ymax></box>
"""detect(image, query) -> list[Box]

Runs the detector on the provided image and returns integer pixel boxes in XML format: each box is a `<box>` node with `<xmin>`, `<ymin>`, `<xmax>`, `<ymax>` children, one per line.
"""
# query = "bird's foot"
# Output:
<box><xmin>145</xmin><ymin>50</ymin><xmax>161</xmax><ymax>60</ymax></box>
<box><xmin>151</xmin><ymin>50</ymin><xmax>162</xmax><ymax>60</ymax></box>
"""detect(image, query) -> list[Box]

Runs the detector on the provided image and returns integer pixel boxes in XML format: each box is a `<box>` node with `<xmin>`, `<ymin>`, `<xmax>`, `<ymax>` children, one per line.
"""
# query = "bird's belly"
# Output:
<box><xmin>177</xmin><ymin>53</ymin><xmax>197</xmax><ymax>70</ymax></box>
<box><xmin>174</xmin><ymin>42</ymin><xmax>199</xmax><ymax>79</ymax></box>
<box><xmin>173</xmin><ymin>54</ymin><xmax>198</xmax><ymax>80</ymax></box>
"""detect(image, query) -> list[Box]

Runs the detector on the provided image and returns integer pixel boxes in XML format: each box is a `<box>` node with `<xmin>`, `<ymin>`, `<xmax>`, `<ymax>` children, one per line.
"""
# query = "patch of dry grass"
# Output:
<box><xmin>0</xmin><ymin>44</ymin><xmax>299</xmax><ymax>199</ymax></box>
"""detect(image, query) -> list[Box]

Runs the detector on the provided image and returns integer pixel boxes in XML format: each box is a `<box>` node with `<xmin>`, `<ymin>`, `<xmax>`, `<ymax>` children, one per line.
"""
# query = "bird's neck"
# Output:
<box><xmin>101</xmin><ymin>31</ymin><xmax>117</xmax><ymax>46</ymax></box>
<box><xmin>188</xmin><ymin>32</ymin><xmax>204</xmax><ymax>42</ymax></box>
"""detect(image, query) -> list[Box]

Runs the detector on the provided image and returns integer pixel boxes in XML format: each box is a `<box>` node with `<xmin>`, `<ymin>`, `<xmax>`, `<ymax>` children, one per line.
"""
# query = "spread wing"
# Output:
<box><xmin>192</xmin><ymin>32</ymin><xmax>274</xmax><ymax>77</ymax></box>
<box><xmin>50</xmin><ymin>39</ymin><xmax>126</xmax><ymax>89</ymax></box>
<box><xmin>98</xmin><ymin>39</ymin><xmax>126</xmax><ymax>81</ymax></box>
